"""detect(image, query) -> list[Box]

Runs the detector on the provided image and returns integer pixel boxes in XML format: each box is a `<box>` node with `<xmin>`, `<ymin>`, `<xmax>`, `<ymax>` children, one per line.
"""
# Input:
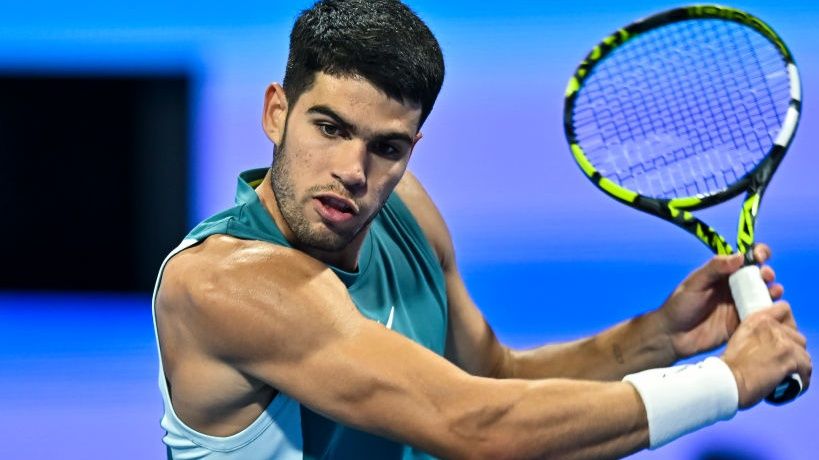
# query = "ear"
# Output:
<box><xmin>408</xmin><ymin>131</ymin><xmax>423</xmax><ymax>156</ymax></box>
<box><xmin>262</xmin><ymin>83</ymin><xmax>288</xmax><ymax>146</ymax></box>
<box><xmin>412</xmin><ymin>131</ymin><xmax>424</xmax><ymax>147</ymax></box>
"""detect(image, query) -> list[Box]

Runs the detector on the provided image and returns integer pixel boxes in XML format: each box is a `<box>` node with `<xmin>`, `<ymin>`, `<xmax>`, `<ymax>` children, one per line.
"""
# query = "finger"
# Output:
<box><xmin>769</xmin><ymin>326</ymin><xmax>809</xmax><ymax>393</ymax></box>
<box><xmin>697</xmin><ymin>253</ymin><xmax>744</xmax><ymax>285</ymax></box>
<box><xmin>783</xmin><ymin>326</ymin><xmax>807</xmax><ymax>348</ymax></box>
<box><xmin>764</xmin><ymin>301</ymin><xmax>797</xmax><ymax>329</ymax></box>
<box><xmin>751</xmin><ymin>301</ymin><xmax>791</xmax><ymax>323</ymax></box>
<box><xmin>778</xmin><ymin>301</ymin><xmax>798</xmax><ymax>329</ymax></box>
<box><xmin>768</xmin><ymin>282</ymin><xmax>784</xmax><ymax>301</ymax></box>
<box><xmin>754</xmin><ymin>243</ymin><xmax>772</xmax><ymax>264</ymax></box>
<box><xmin>760</xmin><ymin>265</ymin><xmax>776</xmax><ymax>283</ymax></box>
<box><xmin>793</xmin><ymin>347</ymin><xmax>812</xmax><ymax>393</ymax></box>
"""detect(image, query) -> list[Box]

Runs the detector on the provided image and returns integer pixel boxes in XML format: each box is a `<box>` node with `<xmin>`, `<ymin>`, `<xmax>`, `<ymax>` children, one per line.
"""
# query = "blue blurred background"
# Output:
<box><xmin>0</xmin><ymin>0</ymin><xmax>816</xmax><ymax>458</ymax></box>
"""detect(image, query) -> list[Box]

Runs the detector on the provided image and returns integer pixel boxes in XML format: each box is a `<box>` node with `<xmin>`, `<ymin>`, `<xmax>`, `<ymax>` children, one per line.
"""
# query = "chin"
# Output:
<box><xmin>304</xmin><ymin>235</ymin><xmax>353</xmax><ymax>253</ymax></box>
<box><xmin>294</xmin><ymin>223</ymin><xmax>353</xmax><ymax>252</ymax></box>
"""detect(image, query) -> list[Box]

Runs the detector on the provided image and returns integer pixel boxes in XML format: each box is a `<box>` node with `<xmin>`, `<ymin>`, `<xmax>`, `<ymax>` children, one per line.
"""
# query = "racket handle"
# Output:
<box><xmin>728</xmin><ymin>265</ymin><xmax>803</xmax><ymax>404</ymax></box>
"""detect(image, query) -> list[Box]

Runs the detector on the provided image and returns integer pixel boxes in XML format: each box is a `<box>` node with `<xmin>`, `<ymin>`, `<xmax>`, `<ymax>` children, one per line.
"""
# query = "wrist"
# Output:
<box><xmin>720</xmin><ymin>356</ymin><xmax>749</xmax><ymax>409</ymax></box>
<box><xmin>623</xmin><ymin>357</ymin><xmax>739</xmax><ymax>448</ymax></box>
<box><xmin>644</xmin><ymin>309</ymin><xmax>680</xmax><ymax>365</ymax></box>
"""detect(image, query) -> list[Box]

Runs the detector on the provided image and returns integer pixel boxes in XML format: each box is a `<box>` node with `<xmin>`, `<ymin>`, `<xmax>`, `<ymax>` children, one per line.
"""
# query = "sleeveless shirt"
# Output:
<box><xmin>151</xmin><ymin>168</ymin><xmax>448</xmax><ymax>459</ymax></box>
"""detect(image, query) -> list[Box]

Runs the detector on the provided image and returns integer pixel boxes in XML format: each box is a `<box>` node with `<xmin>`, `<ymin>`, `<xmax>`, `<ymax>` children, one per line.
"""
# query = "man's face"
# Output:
<box><xmin>269</xmin><ymin>73</ymin><xmax>422</xmax><ymax>253</ymax></box>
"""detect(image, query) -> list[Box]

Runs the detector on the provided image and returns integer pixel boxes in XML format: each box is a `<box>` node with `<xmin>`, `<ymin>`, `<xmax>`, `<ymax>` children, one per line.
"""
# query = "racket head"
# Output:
<box><xmin>563</xmin><ymin>5</ymin><xmax>801</xmax><ymax>237</ymax></box>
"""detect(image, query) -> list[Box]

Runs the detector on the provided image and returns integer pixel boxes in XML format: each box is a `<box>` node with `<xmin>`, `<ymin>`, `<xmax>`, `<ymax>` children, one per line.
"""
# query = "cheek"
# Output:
<box><xmin>285</xmin><ymin>122</ymin><xmax>327</xmax><ymax>163</ymax></box>
<box><xmin>371</xmin><ymin>159</ymin><xmax>409</xmax><ymax>197</ymax></box>
<box><xmin>284</xmin><ymin>139</ymin><xmax>329</xmax><ymax>180</ymax></box>
<box><xmin>384</xmin><ymin>158</ymin><xmax>410</xmax><ymax>186</ymax></box>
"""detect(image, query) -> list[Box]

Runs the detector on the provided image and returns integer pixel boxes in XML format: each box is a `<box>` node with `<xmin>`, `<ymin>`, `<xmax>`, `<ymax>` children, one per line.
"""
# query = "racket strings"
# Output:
<box><xmin>572</xmin><ymin>19</ymin><xmax>791</xmax><ymax>200</ymax></box>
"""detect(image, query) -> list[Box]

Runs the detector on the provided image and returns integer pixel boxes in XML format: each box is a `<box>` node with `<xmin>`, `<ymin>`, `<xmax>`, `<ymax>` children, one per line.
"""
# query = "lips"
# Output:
<box><xmin>313</xmin><ymin>194</ymin><xmax>358</xmax><ymax>224</ymax></box>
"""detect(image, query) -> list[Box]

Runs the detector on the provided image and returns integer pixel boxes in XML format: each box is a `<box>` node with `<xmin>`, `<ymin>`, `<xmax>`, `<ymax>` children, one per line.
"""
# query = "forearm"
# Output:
<box><xmin>507</xmin><ymin>311</ymin><xmax>676</xmax><ymax>381</ymax></box>
<box><xmin>434</xmin><ymin>377</ymin><xmax>649</xmax><ymax>459</ymax></box>
<box><xmin>335</xmin><ymin>369</ymin><xmax>650</xmax><ymax>459</ymax></box>
<box><xmin>278</xmin><ymin>319</ymin><xmax>650</xmax><ymax>459</ymax></box>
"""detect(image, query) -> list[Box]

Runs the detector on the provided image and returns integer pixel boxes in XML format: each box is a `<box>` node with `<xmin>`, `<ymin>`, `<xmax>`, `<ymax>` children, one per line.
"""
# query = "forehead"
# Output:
<box><xmin>293</xmin><ymin>73</ymin><xmax>422</xmax><ymax>134</ymax></box>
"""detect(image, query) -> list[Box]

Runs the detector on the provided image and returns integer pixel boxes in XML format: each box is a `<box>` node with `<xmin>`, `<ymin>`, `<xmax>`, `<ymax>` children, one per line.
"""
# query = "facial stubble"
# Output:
<box><xmin>269</xmin><ymin>133</ymin><xmax>385</xmax><ymax>253</ymax></box>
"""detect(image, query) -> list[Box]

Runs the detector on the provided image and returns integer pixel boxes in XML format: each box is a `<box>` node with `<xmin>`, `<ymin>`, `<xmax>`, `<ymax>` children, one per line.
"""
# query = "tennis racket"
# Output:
<box><xmin>563</xmin><ymin>5</ymin><xmax>802</xmax><ymax>404</ymax></box>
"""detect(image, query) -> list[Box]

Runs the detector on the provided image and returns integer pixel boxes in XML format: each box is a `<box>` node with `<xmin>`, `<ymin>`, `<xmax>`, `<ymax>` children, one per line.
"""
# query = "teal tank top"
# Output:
<box><xmin>152</xmin><ymin>168</ymin><xmax>448</xmax><ymax>459</ymax></box>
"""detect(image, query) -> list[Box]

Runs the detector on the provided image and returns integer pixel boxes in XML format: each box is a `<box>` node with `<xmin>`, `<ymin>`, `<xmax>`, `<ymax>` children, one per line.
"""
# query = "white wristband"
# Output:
<box><xmin>623</xmin><ymin>357</ymin><xmax>739</xmax><ymax>449</ymax></box>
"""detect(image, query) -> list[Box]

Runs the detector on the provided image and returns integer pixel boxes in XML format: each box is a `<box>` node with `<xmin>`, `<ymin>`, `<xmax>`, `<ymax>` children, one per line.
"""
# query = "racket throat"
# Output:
<box><xmin>736</xmin><ymin>194</ymin><xmax>760</xmax><ymax>256</ymax></box>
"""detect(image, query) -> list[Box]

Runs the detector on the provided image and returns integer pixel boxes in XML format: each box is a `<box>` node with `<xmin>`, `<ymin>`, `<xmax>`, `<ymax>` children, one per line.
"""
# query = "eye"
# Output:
<box><xmin>317</xmin><ymin>122</ymin><xmax>342</xmax><ymax>138</ymax></box>
<box><xmin>372</xmin><ymin>142</ymin><xmax>401</xmax><ymax>158</ymax></box>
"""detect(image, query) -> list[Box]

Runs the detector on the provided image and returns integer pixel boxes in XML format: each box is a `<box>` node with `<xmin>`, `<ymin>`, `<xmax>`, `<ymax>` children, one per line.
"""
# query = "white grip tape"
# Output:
<box><xmin>729</xmin><ymin>265</ymin><xmax>804</xmax><ymax>398</ymax></box>
<box><xmin>728</xmin><ymin>265</ymin><xmax>772</xmax><ymax>321</ymax></box>
<box><xmin>623</xmin><ymin>357</ymin><xmax>738</xmax><ymax>449</ymax></box>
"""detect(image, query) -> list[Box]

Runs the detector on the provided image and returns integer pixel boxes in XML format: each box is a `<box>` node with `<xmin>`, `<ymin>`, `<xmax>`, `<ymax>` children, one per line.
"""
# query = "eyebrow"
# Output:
<box><xmin>307</xmin><ymin>105</ymin><xmax>414</xmax><ymax>145</ymax></box>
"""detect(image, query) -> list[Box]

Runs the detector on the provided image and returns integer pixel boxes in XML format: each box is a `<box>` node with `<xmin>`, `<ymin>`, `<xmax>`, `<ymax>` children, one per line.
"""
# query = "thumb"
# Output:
<box><xmin>691</xmin><ymin>253</ymin><xmax>744</xmax><ymax>287</ymax></box>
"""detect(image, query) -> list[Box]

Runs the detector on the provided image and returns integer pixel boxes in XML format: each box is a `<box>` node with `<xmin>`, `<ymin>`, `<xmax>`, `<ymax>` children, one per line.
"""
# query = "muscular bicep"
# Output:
<box><xmin>234</xmin><ymin>267</ymin><xmax>464</xmax><ymax>432</ymax></box>
<box><xmin>256</xmin><ymin>309</ymin><xmax>474</xmax><ymax>447</ymax></box>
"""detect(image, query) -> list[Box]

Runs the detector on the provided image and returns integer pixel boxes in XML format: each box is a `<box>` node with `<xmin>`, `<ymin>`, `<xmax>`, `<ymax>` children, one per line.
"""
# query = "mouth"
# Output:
<box><xmin>313</xmin><ymin>194</ymin><xmax>359</xmax><ymax>224</ymax></box>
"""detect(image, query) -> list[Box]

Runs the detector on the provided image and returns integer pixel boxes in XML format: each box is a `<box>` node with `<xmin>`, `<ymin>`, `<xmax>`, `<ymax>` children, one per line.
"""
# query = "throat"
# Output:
<box><xmin>297</xmin><ymin>231</ymin><xmax>368</xmax><ymax>272</ymax></box>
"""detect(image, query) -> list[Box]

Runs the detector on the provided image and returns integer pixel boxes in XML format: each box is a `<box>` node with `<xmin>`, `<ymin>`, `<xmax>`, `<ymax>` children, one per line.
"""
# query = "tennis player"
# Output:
<box><xmin>152</xmin><ymin>1</ymin><xmax>812</xmax><ymax>458</ymax></box>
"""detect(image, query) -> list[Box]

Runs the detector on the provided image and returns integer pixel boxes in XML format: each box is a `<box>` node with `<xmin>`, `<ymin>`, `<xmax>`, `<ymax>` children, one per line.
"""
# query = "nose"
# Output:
<box><xmin>331</xmin><ymin>140</ymin><xmax>368</xmax><ymax>195</ymax></box>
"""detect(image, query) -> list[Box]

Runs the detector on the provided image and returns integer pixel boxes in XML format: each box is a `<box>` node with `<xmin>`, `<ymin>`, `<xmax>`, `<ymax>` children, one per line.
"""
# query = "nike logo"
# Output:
<box><xmin>384</xmin><ymin>306</ymin><xmax>395</xmax><ymax>330</ymax></box>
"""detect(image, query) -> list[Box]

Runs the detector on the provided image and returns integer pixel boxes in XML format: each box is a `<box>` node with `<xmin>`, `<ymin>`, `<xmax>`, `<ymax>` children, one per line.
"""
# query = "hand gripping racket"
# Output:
<box><xmin>563</xmin><ymin>5</ymin><xmax>803</xmax><ymax>404</ymax></box>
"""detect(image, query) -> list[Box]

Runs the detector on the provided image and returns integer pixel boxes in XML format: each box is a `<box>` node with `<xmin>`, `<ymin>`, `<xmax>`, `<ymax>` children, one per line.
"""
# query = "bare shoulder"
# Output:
<box><xmin>159</xmin><ymin>234</ymin><xmax>339</xmax><ymax>315</ymax></box>
<box><xmin>395</xmin><ymin>170</ymin><xmax>454</xmax><ymax>269</ymax></box>
<box><xmin>158</xmin><ymin>235</ymin><xmax>357</xmax><ymax>367</ymax></box>
<box><xmin>165</xmin><ymin>234</ymin><xmax>332</xmax><ymax>281</ymax></box>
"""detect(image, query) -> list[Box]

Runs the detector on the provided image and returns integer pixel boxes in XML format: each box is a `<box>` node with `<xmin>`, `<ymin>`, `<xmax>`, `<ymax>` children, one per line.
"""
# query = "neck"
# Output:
<box><xmin>256</xmin><ymin>169</ymin><xmax>366</xmax><ymax>271</ymax></box>
<box><xmin>297</xmin><ymin>234</ymin><xmax>367</xmax><ymax>272</ymax></box>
